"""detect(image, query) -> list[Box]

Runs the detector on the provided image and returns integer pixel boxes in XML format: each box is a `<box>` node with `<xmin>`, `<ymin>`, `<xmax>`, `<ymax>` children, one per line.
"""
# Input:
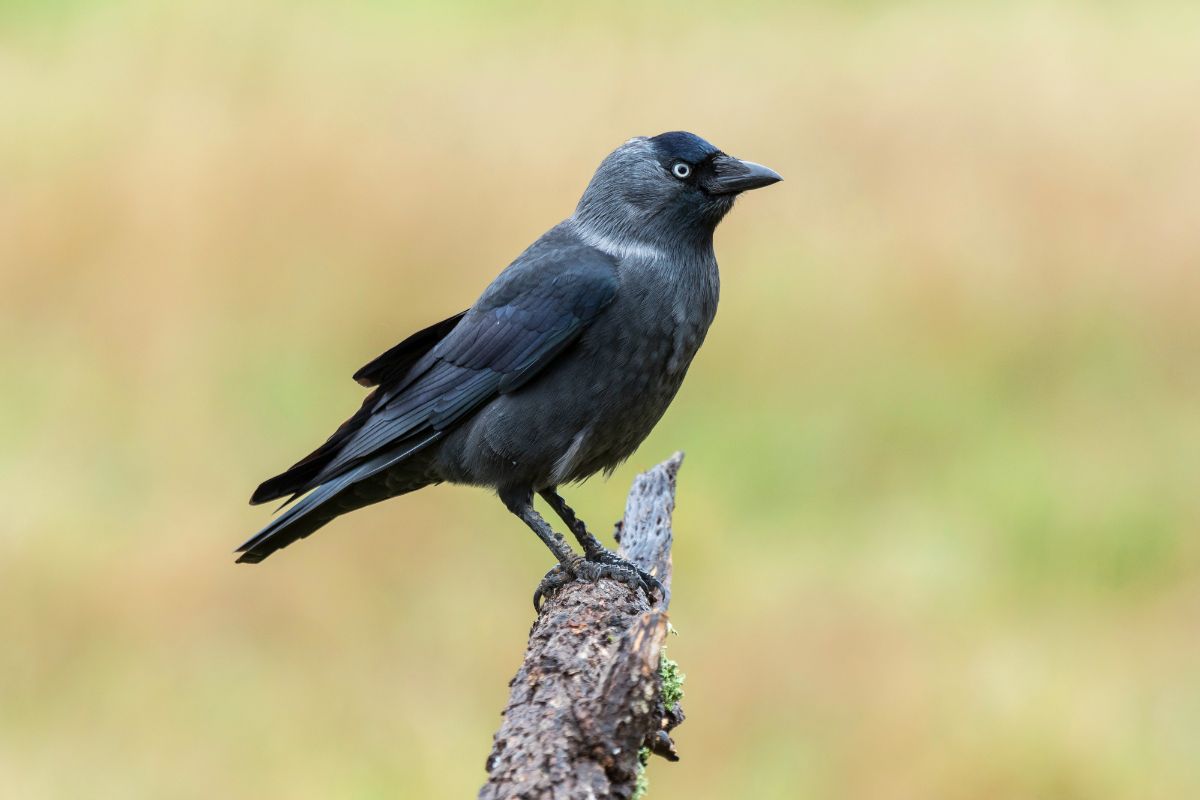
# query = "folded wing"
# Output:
<box><xmin>249</xmin><ymin>228</ymin><xmax>619</xmax><ymax>507</ymax></box>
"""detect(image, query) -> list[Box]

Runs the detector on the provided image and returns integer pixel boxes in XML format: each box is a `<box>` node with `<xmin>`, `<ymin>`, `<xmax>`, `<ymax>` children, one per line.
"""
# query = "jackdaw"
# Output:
<box><xmin>238</xmin><ymin>131</ymin><xmax>781</xmax><ymax>608</ymax></box>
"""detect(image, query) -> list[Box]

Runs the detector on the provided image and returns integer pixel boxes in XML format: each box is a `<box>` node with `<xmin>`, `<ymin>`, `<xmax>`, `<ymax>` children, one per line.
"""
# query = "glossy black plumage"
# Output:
<box><xmin>238</xmin><ymin>132</ymin><xmax>780</xmax><ymax>582</ymax></box>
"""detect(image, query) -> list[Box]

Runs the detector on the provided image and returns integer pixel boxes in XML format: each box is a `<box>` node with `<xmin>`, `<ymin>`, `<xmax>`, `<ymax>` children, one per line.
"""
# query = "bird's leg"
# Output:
<box><xmin>537</xmin><ymin>487</ymin><xmax>606</xmax><ymax>556</ymax></box>
<box><xmin>538</xmin><ymin>487</ymin><xmax>664</xmax><ymax>608</ymax></box>
<box><xmin>501</xmin><ymin>487</ymin><xmax>665</xmax><ymax>611</ymax></box>
<box><xmin>502</xmin><ymin>490</ymin><xmax>577</xmax><ymax>564</ymax></box>
<box><xmin>501</xmin><ymin>488</ymin><xmax>580</xmax><ymax>608</ymax></box>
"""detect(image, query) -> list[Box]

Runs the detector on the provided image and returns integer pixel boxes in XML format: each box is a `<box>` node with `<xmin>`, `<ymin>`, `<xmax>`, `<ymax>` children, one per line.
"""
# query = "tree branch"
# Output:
<box><xmin>480</xmin><ymin>453</ymin><xmax>686</xmax><ymax>800</ymax></box>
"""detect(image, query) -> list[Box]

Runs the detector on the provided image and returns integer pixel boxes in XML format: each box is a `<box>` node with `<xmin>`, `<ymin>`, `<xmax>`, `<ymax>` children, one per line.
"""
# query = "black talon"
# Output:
<box><xmin>533</xmin><ymin>562</ymin><xmax>575</xmax><ymax>611</ymax></box>
<box><xmin>583</xmin><ymin>549</ymin><xmax>664</xmax><ymax>605</ymax></box>
<box><xmin>532</xmin><ymin>550</ymin><xmax>664</xmax><ymax>613</ymax></box>
<box><xmin>519</xmin><ymin>487</ymin><xmax>664</xmax><ymax>613</ymax></box>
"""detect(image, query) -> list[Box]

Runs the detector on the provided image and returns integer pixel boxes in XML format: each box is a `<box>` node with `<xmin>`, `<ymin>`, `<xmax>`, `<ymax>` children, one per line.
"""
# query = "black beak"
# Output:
<box><xmin>706</xmin><ymin>155</ymin><xmax>783</xmax><ymax>195</ymax></box>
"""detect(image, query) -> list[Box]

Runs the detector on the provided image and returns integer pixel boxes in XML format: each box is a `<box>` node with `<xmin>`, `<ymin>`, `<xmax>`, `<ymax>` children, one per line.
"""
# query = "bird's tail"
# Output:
<box><xmin>235</xmin><ymin>446</ymin><xmax>433</xmax><ymax>564</ymax></box>
<box><xmin>235</xmin><ymin>478</ymin><xmax>352</xmax><ymax>564</ymax></box>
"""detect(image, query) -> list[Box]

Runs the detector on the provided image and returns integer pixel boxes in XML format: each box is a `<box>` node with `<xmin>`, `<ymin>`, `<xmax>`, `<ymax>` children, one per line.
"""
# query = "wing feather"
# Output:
<box><xmin>268</xmin><ymin>227</ymin><xmax>619</xmax><ymax>496</ymax></box>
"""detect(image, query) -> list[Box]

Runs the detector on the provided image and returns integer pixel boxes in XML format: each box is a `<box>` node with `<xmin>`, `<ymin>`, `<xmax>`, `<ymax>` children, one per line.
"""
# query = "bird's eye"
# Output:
<box><xmin>671</xmin><ymin>162</ymin><xmax>691</xmax><ymax>179</ymax></box>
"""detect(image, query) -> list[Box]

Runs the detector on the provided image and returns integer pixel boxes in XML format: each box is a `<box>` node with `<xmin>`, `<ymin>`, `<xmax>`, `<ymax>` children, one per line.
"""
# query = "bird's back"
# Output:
<box><xmin>433</xmin><ymin>221</ymin><xmax>720</xmax><ymax>490</ymax></box>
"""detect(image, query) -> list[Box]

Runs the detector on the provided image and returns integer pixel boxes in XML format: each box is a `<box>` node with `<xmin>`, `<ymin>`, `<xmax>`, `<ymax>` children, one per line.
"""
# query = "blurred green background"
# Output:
<box><xmin>2</xmin><ymin>1</ymin><xmax>1199</xmax><ymax>797</ymax></box>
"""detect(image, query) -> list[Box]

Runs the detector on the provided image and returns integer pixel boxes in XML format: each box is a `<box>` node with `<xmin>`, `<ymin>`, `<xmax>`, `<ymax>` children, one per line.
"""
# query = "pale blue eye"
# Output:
<box><xmin>672</xmin><ymin>162</ymin><xmax>691</xmax><ymax>179</ymax></box>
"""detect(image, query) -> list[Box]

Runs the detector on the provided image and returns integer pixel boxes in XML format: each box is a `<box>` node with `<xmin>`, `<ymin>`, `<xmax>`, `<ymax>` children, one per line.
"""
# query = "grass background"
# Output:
<box><xmin>2</xmin><ymin>1</ymin><xmax>1199</xmax><ymax>797</ymax></box>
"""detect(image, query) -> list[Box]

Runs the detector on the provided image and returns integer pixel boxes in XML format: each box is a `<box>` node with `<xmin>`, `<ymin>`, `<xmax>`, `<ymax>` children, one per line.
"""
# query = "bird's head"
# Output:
<box><xmin>573</xmin><ymin>131</ymin><xmax>782</xmax><ymax>248</ymax></box>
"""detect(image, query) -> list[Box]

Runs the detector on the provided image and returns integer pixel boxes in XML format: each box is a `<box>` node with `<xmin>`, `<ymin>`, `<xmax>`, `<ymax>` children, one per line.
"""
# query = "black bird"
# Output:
<box><xmin>238</xmin><ymin>131</ymin><xmax>781</xmax><ymax>608</ymax></box>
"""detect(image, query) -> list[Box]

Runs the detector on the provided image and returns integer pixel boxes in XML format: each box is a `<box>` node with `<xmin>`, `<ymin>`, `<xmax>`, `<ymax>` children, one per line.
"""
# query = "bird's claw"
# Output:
<box><xmin>532</xmin><ymin>563</ymin><xmax>575</xmax><ymax>612</ymax></box>
<box><xmin>533</xmin><ymin>550</ymin><xmax>665</xmax><ymax>612</ymax></box>
<box><xmin>583</xmin><ymin>549</ymin><xmax>666</xmax><ymax>607</ymax></box>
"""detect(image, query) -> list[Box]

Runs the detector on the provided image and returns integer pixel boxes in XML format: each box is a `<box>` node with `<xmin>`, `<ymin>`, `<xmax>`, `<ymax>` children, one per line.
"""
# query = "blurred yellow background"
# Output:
<box><xmin>3</xmin><ymin>1</ymin><xmax>1199</xmax><ymax>797</ymax></box>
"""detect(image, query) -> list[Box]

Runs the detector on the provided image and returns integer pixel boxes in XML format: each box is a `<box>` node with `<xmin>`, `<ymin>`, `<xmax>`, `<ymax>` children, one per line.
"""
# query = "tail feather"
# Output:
<box><xmin>236</xmin><ymin>473</ymin><xmax>358</xmax><ymax>563</ymax></box>
<box><xmin>249</xmin><ymin>310</ymin><xmax>467</xmax><ymax>507</ymax></box>
<box><xmin>249</xmin><ymin>395</ymin><xmax>379</xmax><ymax>506</ymax></box>
<box><xmin>237</xmin><ymin>434</ymin><xmax>441</xmax><ymax>563</ymax></box>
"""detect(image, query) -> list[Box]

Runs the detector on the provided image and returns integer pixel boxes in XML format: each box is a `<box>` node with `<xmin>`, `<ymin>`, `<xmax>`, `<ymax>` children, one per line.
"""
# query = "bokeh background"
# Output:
<box><xmin>3</xmin><ymin>1</ymin><xmax>1199</xmax><ymax>797</ymax></box>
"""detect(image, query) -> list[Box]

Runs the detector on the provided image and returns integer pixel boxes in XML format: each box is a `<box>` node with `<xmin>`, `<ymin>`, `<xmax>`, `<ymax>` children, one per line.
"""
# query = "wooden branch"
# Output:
<box><xmin>480</xmin><ymin>453</ymin><xmax>686</xmax><ymax>800</ymax></box>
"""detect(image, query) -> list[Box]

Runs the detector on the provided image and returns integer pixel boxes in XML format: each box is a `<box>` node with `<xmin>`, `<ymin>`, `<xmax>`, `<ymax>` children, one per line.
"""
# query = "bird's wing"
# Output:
<box><xmin>256</xmin><ymin>230</ymin><xmax>619</xmax><ymax>501</ymax></box>
<box><xmin>249</xmin><ymin>309</ymin><xmax>468</xmax><ymax>505</ymax></box>
<box><xmin>352</xmin><ymin>310</ymin><xmax>467</xmax><ymax>387</ymax></box>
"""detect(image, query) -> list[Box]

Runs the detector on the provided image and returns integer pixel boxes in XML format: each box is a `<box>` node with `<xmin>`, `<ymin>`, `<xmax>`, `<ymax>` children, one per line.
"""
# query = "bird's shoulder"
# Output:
<box><xmin>474</xmin><ymin>223</ymin><xmax>620</xmax><ymax>315</ymax></box>
<box><xmin>413</xmin><ymin>225</ymin><xmax>616</xmax><ymax>382</ymax></box>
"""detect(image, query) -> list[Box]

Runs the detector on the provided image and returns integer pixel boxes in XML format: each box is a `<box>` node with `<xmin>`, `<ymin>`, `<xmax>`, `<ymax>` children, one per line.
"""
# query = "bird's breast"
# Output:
<box><xmin>550</xmin><ymin>254</ymin><xmax>718</xmax><ymax>472</ymax></box>
<box><xmin>437</xmin><ymin>251</ymin><xmax>720</xmax><ymax>490</ymax></box>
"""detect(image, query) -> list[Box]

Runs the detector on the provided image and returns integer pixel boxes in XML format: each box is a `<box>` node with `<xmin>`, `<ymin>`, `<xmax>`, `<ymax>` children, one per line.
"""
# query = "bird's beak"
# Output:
<box><xmin>706</xmin><ymin>156</ymin><xmax>783</xmax><ymax>195</ymax></box>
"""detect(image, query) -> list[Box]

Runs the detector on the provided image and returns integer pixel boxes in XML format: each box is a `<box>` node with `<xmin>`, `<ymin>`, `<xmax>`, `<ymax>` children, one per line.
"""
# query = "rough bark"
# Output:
<box><xmin>480</xmin><ymin>453</ymin><xmax>686</xmax><ymax>800</ymax></box>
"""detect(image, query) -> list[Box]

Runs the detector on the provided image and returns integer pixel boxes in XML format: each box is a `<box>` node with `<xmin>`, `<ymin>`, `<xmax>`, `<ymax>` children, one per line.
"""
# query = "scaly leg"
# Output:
<box><xmin>538</xmin><ymin>487</ymin><xmax>664</xmax><ymax>609</ymax></box>
<box><xmin>538</xmin><ymin>487</ymin><xmax>606</xmax><ymax>556</ymax></box>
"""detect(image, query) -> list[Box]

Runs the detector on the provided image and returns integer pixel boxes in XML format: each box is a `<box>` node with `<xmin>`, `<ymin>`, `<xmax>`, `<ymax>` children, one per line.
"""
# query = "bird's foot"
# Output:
<box><xmin>532</xmin><ymin>563</ymin><xmax>576</xmax><ymax>611</ymax></box>
<box><xmin>533</xmin><ymin>550</ymin><xmax>665</xmax><ymax>612</ymax></box>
